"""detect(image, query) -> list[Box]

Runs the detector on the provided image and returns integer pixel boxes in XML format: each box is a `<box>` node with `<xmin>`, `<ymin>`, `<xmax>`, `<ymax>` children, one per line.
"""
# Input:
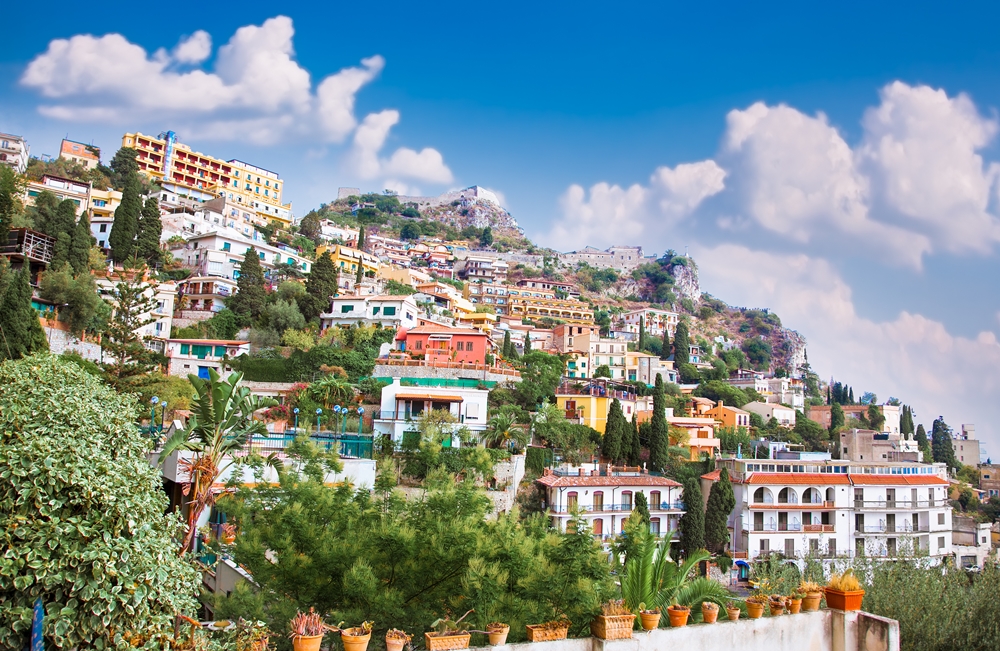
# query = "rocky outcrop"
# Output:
<box><xmin>671</xmin><ymin>263</ymin><xmax>700</xmax><ymax>303</ymax></box>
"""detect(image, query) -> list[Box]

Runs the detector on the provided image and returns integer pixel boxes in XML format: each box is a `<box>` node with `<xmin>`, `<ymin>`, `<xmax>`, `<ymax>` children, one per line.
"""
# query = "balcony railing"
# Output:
<box><xmin>854</xmin><ymin>500</ymin><xmax>938</xmax><ymax>509</ymax></box>
<box><xmin>855</xmin><ymin>523</ymin><xmax>930</xmax><ymax>534</ymax></box>
<box><xmin>550</xmin><ymin>501</ymin><xmax>685</xmax><ymax>514</ymax></box>
<box><xmin>748</xmin><ymin>500</ymin><xmax>837</xmax><ymax>509</ymax></box>
<box><xmin>802</xmin><ymin>524</ymin><xmax>836</xmax><ymax>533</ymax></box>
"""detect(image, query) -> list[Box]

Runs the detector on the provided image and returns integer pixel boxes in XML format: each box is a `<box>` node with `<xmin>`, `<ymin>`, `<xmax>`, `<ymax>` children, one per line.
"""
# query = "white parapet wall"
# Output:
<box><xmin>468</xmin><ymin>610</ymin><xmax>897</xmax><ymax>651</ymax></box>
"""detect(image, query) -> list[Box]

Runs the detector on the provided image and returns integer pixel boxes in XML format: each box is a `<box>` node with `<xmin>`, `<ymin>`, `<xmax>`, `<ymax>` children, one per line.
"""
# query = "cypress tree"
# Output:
<box><xmin>848</xmin><ymin>387</ymin><xmax>854</xmax><ymax>404</ymax></box>
<box><xmin>678</xmin><ymin>476</ymin><xmax>705</xmax><ymax>556</ymax></box>
<box><xmin>915</xmin><ymin>424</ymin><xmax>933</xmax><ymax>463</ymax></box>
<box><xmin>0</xmin><ymin>269</ymin><xmax>49</xmax><ymax>361</ymax></box>
<box><xmin>135</xmin><ymin>197</ymin><xmax>162</xmax><ymax>265</ymax></box>
<box><xmin>673</xmin><ymin>320</ymin><xmax>690</xmax><ymax>365</ymax></box>
<box><xmin>602</xmin><ymin>398</ymin><xmax>625</xmax><ymax>464</ymax></box>
<box><xmin>647</xmin><ymin>373</ymin><xmax>669</xmax><ymax>472</ymax></box>
<box><xmin>502</xmin><ymin>330</ymin><xmax>512</xmax><ymax>358</ymax></box>
<box><xmin>523</xmin><ymin>332</ymin><xmax>532</xmax><ymax>353</ymax></box>
<box><xmin>108</xmin><ymin>173</ymin><xmax>142</xmax><ymax>263</ymax></box>
<box><xmin>356</xmin><ymin>225</ymin><xmax>366</xmax><ymax>251</ymax></box>
<box><xmin>355</xmin><ymin>260</ymin><xmax>364</xmax><ymax>286</ymax></box>
<box><xmin>704</xmin><ymin>467</ymin><xmax>736</xmax><ymax>553</ymax></box>
<box><xmin>68</xmin><ymin>212</ymin><xmax>93</xmax><ymax>275</ymax></box>
<box><xmin>229</xmin><ymin>246</ymin><xmax>267</xmax><ymax>320</ymax></box>
<box><xmin>900</xmin><ymin>405</ymin><xmax>915</xmax><ymax>436</ymax></box>
<box><xmin>627</xmin><ymin>413</ymin><xmax>642</xmax><ymax>466</ymax></box>
<box><xmin>301</xmin><ymin>251</ymin><xmax>339</xmax><ymax>321</ymax></box>
<box><xmin>638</xmin><ymin>316</ymin><xmax>645</xmax><ymax>352</ymax></box>
<box><xmin>931</xmin><ymin>417</ymin><xmax>959</xmax><ymax>470</ymax></box>
<box><xmin>829</xmin><ymin>401</ymin><xmax>845</xmax><ymax>433</ymax></box>
<box><xmin>51</xmin><ymin>231</ymin><xmax>72</xmax><ymax>268</ymax></box>
<box><xmin>634</xmin><ymin>491</ymin><xmax>651</xmax><ymax>527</ymax></box>
<box><xmin>46</xmin><ymin>199</ymin><xmax>78</xmax><ymax>239</ymax></box>
<box><xmin>660</xmin><ymin>326</ymin><xmax>670</xmax><ymax>361</ymax></box>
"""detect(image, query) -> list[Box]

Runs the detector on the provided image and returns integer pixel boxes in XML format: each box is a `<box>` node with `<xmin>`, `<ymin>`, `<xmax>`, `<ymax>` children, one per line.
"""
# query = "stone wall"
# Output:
<box><xmin>42</xmin><ymin>325</ymin><xmax>102</xmax><ymax>361</ymax></box>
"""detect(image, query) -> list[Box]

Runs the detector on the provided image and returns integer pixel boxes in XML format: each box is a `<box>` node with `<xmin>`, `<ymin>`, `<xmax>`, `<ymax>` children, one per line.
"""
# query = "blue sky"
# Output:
<box><xmin>3</xmin><ymin>1</ymin><xmax>1000</xmax><ymax>454</ymax></box>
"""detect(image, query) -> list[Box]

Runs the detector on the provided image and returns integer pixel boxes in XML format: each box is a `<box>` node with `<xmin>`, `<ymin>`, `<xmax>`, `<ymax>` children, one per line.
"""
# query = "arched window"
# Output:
<box><xmin>753</xmin><ymin>487</ymin><xmax>774</xmax><ymax>504</ymax></box>
<box><xmin>650</xmin><ymin>518</ymin><xmax>661</xmax><ymax>536</ymax></box>
<box><xmin>650</xmin><ymin>491</ymin><xmax>661</xmax><ymax>509</ymax></box>
<box><xmin>826</xmin><ymin>487</ymin><xmax>835</xmax><ymax>503</ymax></box>
<box><xmin>778</xmin><ymin>488</ymin><xmax>798</xmax><ymax>504</ymax></box>
<box><xmin>804</xmin><ymin>488</ymin><xmax>822</xmax><ymax>504</ymax></box>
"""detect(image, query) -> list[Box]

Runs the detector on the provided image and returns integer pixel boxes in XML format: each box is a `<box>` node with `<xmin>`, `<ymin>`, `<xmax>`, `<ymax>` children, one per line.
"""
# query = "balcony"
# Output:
<box><xmin>854</xmin><ymin>523</ymin><xmax>930</xmax><ymax>534</ymax></box>
<box><xmin>854</xmin><ymin>500</ymin><xmax>937</xmax><ymax>510</ymax></box>
<box><xmin>748</xmin><ymin>500</ymin><xmax>836</xmax><ymax>509</ymax></box>
<box><xmin>549</xmin><ymin>501</ymin><xmax>685</xmax><ymax>515</ymax></box>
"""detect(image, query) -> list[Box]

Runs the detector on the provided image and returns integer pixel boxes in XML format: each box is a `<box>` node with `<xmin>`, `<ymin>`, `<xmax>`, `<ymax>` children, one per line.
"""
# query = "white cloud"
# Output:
<box><xmin>348</xmin><ymin>110</ymin><xmax>454</xmax><ymax>185</ymax></box>
<box><xmin>695</xmin><ymin>243</ymin><xmax>1000</xmax><ymax>453</ymax></box>
<box><xmin>173</xmin><ymin>31</ymin><xmax>212</xmax><ymax>64</ymax></box>
<box><xmin>20</xmin><ymin>16</ymin><xmax>383</xmax><ymax>144</ymax></box>
<box><xmin>539</xmin><ymin>160</ymin><xmax>725</xmax><ymax>250</ymax></box>
<box><xmin>858</xmin><ymin>81</ymin><xmax>1000</xmax><ymax>252</ymax></box>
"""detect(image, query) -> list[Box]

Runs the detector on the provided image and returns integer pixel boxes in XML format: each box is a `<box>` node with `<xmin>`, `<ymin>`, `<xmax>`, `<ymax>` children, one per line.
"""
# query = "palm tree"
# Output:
<box><xmin>482</xmin><ymin>412</ymin><xmax>528</xmax><ymax>450</ymax></box>
<box><xmin>309</xmin><ymin>375</ymin><xmax>355</xmax><ymax>410</ymax></box>
<box><xmin>159</xmin><ymin>370</ymin><xmax>278</xmax><ymax>553</ymax></box>
<box><xmin>621</xmin><ymin>530</ymin><xmax>731</xmax><ymax>613</ymax></box>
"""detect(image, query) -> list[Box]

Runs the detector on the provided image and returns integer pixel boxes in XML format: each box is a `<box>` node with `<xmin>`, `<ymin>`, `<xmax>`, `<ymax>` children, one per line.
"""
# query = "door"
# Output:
<box><xmin>567</xmin><ymin>492</ymin><xmax>578</xmax><ymax>512</ymax></box>
<box><xmin>784</xmin><ymin>539</ymin><xmax>794</xmax><ymax>557</ymax></box>
<box><xmin>912</xmin><ymin>514</ymin><xmax>919</xmax><ymax>532</ymax></box>
<box><xmin>197</xmin><ymin>366</ymin><xmax>211</xmax><ymax>379</ymax></box>
<box><xmin>621</xmin><ymin>491</ymin><xmax>633</xmax><ymax>511</ymax></box>
<box><xmin>593</xmin><ymin>491</ymin><xmax>604</xmax><ymax>512</ymax></box>
<box><xmin>854</xmin><ymin>488</ymin><xmax>864</xmax><ymax>508</ymax></box>
<box><xmin>593</xmin><ymin>519</ymin><xmax>603</xmax><ymax>537</ymax></box>
<box><xmin>754</xmin><ymin>512</ymin><xmax>764</xmax><ymax>532</ymax></box>
<box><xmin>887</xmin><ymin>538</ymin><xmax>897</xmax><ymax>555</ymax></box>
<box><xmin>911</xmin><ymin>488</ymin><xmax>918</xmax><ymax>507</ymax></box>
<box><xmin>886</xmin><ymin>489</ymin><xmax>896</xmax><ymax>508</ymax></box>
<box><xmin>650</xmin><ymin>518</ymin><xmax>661</xmax><ymax>536</ymax></box>
<box><xmin>650</xmin><ymin>491</ymin><xmax>661</xmax><ymax>509</ymax></box>
<box><xmin>886</xmin><ymin>514</ymin><xmax>896</xmax><ymax>533</ymax></box>
<box><xmin>855</xmin><ymin>513</ymin><xmax>865</xmax><ymax>533</ymax></box>
<box><xmin>778</xmin><ymin>512</ymin><xmax>788</xmax><ymax>531</ymax></box>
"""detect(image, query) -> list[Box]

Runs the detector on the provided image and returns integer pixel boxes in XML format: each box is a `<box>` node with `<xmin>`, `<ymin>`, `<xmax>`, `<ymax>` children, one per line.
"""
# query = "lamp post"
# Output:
<box><xmin>334</xmin><ymin>405</ymin><xmax>342</xmax><ymax>436</ymax></box>
<box><xmin>160</xmin><ymin>401</ymin><xmax>167</xmax><ymax>431</ymax></box>
<box><xmin>149</xmin><ymin>397</ymin><xmax>159</xmax><ymax>434</ymax></box>
<box><xmin>357</xmin><ymin>407</ymin><xmax>365</xmax><ymax>436</ymax></box>
<box><xmin>293</xmin><ymin>408</ymin><xmax>299</xmax><ymax>432</ymax></box>
<box><xmin>315</xmin><ymin>408</ymin><xmax>322</xmax><ymax>433</ymax></box>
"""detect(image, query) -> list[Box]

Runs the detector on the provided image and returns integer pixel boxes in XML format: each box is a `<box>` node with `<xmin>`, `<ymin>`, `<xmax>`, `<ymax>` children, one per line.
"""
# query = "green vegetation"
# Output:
<box><xmin>677</xmin><ymin>477</ymin><xmax>705</xmax><ymax>556</ymax></box>
<box><xmin>0</xmin><ymin>263</ymin><xmax>48</xmax><ymax>361</ymax></box>
<box><xmin>100</xmin><ymin>264</ymin><xmax>157</xmax><ymax>390</ymax></box>
<box><xmin>703</xmin><ymin>468</ymin><xmax>735</xmax><ymax>553</ymax></box>
<box><xmin>229</xmin><ymin>245</ymin><xmax>268</xmax><ymax>320</ymax></box>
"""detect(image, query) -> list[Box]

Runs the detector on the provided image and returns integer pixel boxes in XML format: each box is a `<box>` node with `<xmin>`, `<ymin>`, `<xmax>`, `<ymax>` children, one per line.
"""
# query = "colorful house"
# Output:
<box><xmin>402</xmin><ymin>324</ymin><xmax>491</xmax><ymax>365</ymax></box>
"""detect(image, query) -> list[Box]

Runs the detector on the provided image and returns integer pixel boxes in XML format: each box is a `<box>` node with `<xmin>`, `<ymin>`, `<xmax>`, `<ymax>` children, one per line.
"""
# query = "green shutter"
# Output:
<box><xmin>181</xmin><ymin>344</ymin><xmax>190</xmax><ymax>355</ymax></box>
<box><xmin>215</xmin><ymin>346</ymin><xmax>226</xmax><ymax>356</ymax></box>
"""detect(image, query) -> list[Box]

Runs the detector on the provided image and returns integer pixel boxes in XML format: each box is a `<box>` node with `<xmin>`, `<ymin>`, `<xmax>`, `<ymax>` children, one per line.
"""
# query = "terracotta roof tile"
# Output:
<box><xmin>748</xmin><ymin>473</ymin><xmax>851</xmax><ymax>485</ymax></box>
<box><xmin>536</xmin><ymin>474</ymin><xmax>682</xmax><ymax>488</ymax></box>
<box><xmin>848</xmin><ymin>474</ymin><xmax>948</xmax><ymax>486</ymax></box>
<box><xmin>701</xmin><ymin>470</ymin><xmax>722</xmax><ymax>481</ymax></box>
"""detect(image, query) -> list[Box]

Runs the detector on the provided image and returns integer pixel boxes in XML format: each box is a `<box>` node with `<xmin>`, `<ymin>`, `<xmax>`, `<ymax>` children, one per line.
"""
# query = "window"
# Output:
<box><xmin>456</xmin><ymin>341</ymin><xmax>464</xmax><ymax>351</ymax></box>
<box><xmin>372</xmin><ymin>307</ymin><xmax>381</xmax><ymax>315</ymax></box>
<box><xmin>938</xmin><ymin>536</ymin><xmax>945</xmax><ymax>549</ymax></box>
<box><xmin>415</xmin><ymin>340</ymin><xmax>423</xmax><ymax>350</ymax></box>
<box><xmin>99</xmin><ymin>224</ymin><xmax>107</xmax><ymax>232</ymax></box>
<box><xmin>222</xmin><ymin>242</ymin><xmax>231</xmax><ymax>251</ymax></box>
<box><xmin>937</xmin><ymin>513</ymin><xmax>945</xmax><ymax>525</ymax></box>
<box><xmin>214</xmin><ymin>346</ymin><xmax>226</xmax><ymax>357</ymax></box>
<box><xmin>341</xmin><ymin>305</ymin><xmax>354</xmax><ymax>313</ymax></box>
<box><xmin>383</xmin><ymin>306</ymin><xmax>396</xmax><ymax>316</ymax></box>
<box><xmin>180</xmin><ymin>344</ymin><xmax>190</xmax><ymax>355</ymax></box>
<box><xmin>650</xmin><ymin>518</ymin><xmax>661</xmax><ymax>536</ymax></box>
<box><xmin>567</xmin><ymin>492</ymin><xmax>578</xmax><ymax>511</ymax></box>
<box><xmin>650</xmin><ymin>491</ymin><xmax>661</xmax><ymax>509</ymax></box>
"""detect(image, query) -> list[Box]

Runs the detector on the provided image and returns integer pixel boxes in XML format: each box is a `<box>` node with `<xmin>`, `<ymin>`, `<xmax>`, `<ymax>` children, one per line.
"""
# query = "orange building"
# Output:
<box><xmin>402</xmin><ymin>325</ymin><xmax>490</xmax><ymax>365</ymax></box>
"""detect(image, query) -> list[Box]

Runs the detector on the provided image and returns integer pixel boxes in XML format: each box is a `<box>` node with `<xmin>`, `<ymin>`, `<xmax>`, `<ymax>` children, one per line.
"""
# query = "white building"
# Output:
<box><xmin>537</xmin><ymin>465</ymin><xmax>685</xmax><ymax>542</ymax></box>
<box><xmin>766</xmin><ymin>377</ymin><xmax>806</xmax><ymax>410</ymax></box>
<box><xmin>25</xmin><ymin>175</ymin><xmax>91</xmax><ymax>216</ymax></box>
<box><xmin>95</xmin><ymin>277</ymin><xmax>176</xmax><ymax>350</ymax></box>
<box><xmin>622</xmin><ymin>308</ymin><xmax>679</xmax><ymax>337</ymax></box>
<box><xmin>0</xmin><ymin>132</ymin><xmax>29</xmax><ymax>173</ymax></box>
<box><xmin>319</xmin><ymin>295</ymin><xmax>419</xmax><ymax>330</ymax></box>
<box><xmin>319</xmin><ymin>220</ymin><xmax>359</xmax><ymax>243</ymax></box>
<box><xmin>175</xmin><ymin>231</ymin><xmax>312</xmax><ymax>281</ymax></box>
<box><xmin>373</xmin><ymin>377</ymin><xmax>489</xmax><ymax>444</ymax></box>
<box><xmin>708</xmin><ymin>455</ymin><xmax>953</xmax><ymax>565</ymax></box>
<box><xmin>164</xmin><ymin>339</ymin><xmax>250</xmax><ymax>379</ymax></box>
<box><xmin>743</xmin><ymin>401</ymin><xmax>797</xmax><ymax>427</ymax></box>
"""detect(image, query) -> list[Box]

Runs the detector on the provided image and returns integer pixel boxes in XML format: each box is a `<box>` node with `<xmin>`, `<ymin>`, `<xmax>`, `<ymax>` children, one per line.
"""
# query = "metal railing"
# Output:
<box><xmin>550</xmin><ymin>501</ymin><xmax>685</xmax><ymax>514</ymax></box>
<box><xmin>240</xmin><ymin>433</ymin><xmax>375</xmax><ymax>459</ymax></box>
<box><xmin>747</xmin><ymin>500</ymin><xmax>838</xmax><ymax>509</ymax></box>
<box><xmin>854</xmin><ymin>500</ymin><xmax>938</xmax><ymax>509</ymax></box>
<box><xmin>854</xmin><ymin>523</ymin><xmax>930</xmax><ymax>534</ymax></box>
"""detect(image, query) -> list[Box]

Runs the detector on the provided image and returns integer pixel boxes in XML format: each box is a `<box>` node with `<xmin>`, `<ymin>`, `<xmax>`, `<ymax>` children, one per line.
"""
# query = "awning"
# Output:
<box><xmin>394</xmin><ymin>394</ymin><xmax>465</xmax><ymax>402</ymax></box>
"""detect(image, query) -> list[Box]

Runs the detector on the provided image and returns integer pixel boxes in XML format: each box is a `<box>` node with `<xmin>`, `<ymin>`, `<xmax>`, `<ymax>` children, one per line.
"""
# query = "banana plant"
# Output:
<box><xmin>620</xmin><ymin>530</ymin><xmax>732</xmax><ymax>612</ymax></box>
<box><xmin>159</xmin><ymin>369</ymin><xmax>278</xmax><ymax>553</ymax></box>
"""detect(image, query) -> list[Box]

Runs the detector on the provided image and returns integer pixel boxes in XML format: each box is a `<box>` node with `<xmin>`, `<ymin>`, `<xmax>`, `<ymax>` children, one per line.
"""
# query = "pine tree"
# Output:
<box><xmin>480</xmin><ymin>226</ymin><xmax>493</xmax><ymax>247</ymax></box>
<box><xmin>100</xmin><ymin>263</ymin><xmax>157</xmax><ymax>390</ymax></box>
<box><xmin>0</xmin><ymin>268</ymin><xmax>49</xmax><ymax>361</ymax></box>
<box><xmin>229</xmin><ymin>246</ymin><xmax>267</xmax><ymax>320</ymax></box>
<box><xmin>108</xmin><ymin>173</ymin><xmax>142</xmax><ymax>263</ymax></box>
<box><xmin>135</xmin><ymin>197</ymin><xmax>162</xmax><ymax>265</ymax></box>
<box><xmin>915</xmin><ymin>424</ymin><xmax>933</xmax><ymax>463</ymax></box>
<box><xmin>673</xmin><ymin>320</ymin><xmax>690</xmax><ymax>365</ymax></box>
<box><xmin>634</xmin><ymin>491</ymin><xmax>651</xmax><ymax>527</ymax></box>
<box><xmin>678</xmin><ymin>476</ymin><xmax>705</xmax><ymax>556</ymax></box>
<box><xmin>660</xmin><ymin>327</ymin><xmax>670</xmax><ymax>361</ymax></box>
<box><xmin>931</xmin><ymin>417</ymin><xmax>959</xmax><ymax>470</ymax></box>
<box><xmin>68</xmin><ymin>212</ymin><xmax>94</xmax><ymax>275</ymax></box>
<box><xmin>647</xmin><ymin>373</ymin><xmax>669</xmax><ymax>472</ymax></box>
<box><xmin>704</xmin><ymin>467</ymin><xmax>736</xmax><ymax>553</ymax></box>
<box><xmin>301</xmin><ymin>251</ymin><xmax>339</xmax><ymax>321</ymax></box>
<box><xmin>502</xmin><ymin>330</ymin><xmax>512</xmax><ymax>358</ymax></box>
<box><xmin>626</xmin><ymin>413</ymin><xmax>642</xmax><ymax>466</ymax></box>
<box><xmin>601</xmin><ymin>398</ymin><xmax>625</xmax><ymax>463</ymax></box>
<box><xmin>638</xmin><ymin>316</ymin><xmax>645</xmax><ymax>352</ymax></box>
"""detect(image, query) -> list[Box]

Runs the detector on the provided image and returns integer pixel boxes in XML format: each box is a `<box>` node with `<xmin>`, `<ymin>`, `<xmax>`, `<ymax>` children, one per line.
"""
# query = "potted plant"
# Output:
<box><xmin>825</xmin><ymin>570</ymin><xmax>865</xmax><ymax>611</ymax></box>
<box><xmin>386</xmin><ymin>629</ymin><xmax>411</xmax><ymax>651</ymax></box>
<box><xmin>486</xmin><ymin>623</ymin><xmax>510</xmax><ymax>646</ymax></box>
<box><xmin>289</xmin><ymin>609</ymin><xmax>326</xmax><ymax>651</ymax></box>
<box><xmin>525</xmin><ymin>618</ymin><xmax>571</xmax><ymax>642</ymax></box>
<box><xmin>700</xmin><ymin>601</ymin><xmax>719</xmax><ymax>624</ymax></box>
<box><xmin>768</xmin><ymin>595</ymin><xmax>785</xmax><ymax>616</ymax></box>
<box><xmin>746</xmin><ymin>593</ymin><xmax>768</xmax><ymax>619</ymax></box>
<box><xmin>426</xmin><ymin>610</ymin><xmax>474</xmax><ymax>651</ymax></box>
<box><xmin>220</xmin><ymin>523</ymin><xmax>237</xmax><ymax>544</ymax></box>
<box><xmin>799</xmin><ymin>581</ymin><xmax>823</xmax><ymax>612</ymax></box>
<box><xmin>235</xmin><ymin>619</ymin><xmax>270</xmax><ymax>651</ymax></box>
<box><xmin>591</xmin><ymin>599</ymin><xmax>636</xmax><ymax>640</ymax></box>
<box><xmin>788</xmin><ymin>592</ymin><xmax>803</xmax><ymax>614</ymax></box>
<box><xmin>666</xmin><ymin>604</ymin><xmax>690</xmax><ymax>627</ymax></box>
<box><xmin>341</xmin><ymin>621</ymin><xmax>374</xmax><ymax>651</ymax></box>
<box><xmin>725</xmin><ymin>602</ymin><xmax>741</xmax><ymax>621</ymax></box>
<box><xmin>638</xmin><ymin>603</ymin><xmax>661</xmax><ymax>631</ymax></box>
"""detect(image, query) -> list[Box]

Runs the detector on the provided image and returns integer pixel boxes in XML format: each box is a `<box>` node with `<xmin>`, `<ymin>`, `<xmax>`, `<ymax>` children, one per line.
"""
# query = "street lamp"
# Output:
<box><xmin>293</xmin><ymin>407</ymin><xmax>300</xmax><ymax>431</ymax></box>
<box><xmin>315</xmin><ymin>408</ymin><xmax>323</xmax><ymax>433</ymax></box>
<box><xmin>149</xmin><ymin>397</ymin><xmax>159</xmax><ymax>434</ymax></box>
<box><xmin>160</xmin><ymin>401</ymin><xmax>167</xmax><ymax>431</ymax></box>
<box><xmin>357</xmin><ymin>407</ymin><xmax>365</xmax><ymax>436</ymax></box>
<box><xmin>334</xmin><ymin>405</ymin><xmax>342</xmax><ymax>435</ymax></box>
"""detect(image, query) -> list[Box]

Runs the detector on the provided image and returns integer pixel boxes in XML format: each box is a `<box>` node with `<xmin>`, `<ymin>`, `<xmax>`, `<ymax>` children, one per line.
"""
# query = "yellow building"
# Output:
<box><xmin>704</xmin><ymin>401</ymin><xmax>751</xmax><ymax>429</ymax></box>
<box><xmin>556</xmin><ymin>379</ymin><xmax>645</xmax><ymax>434</ymax></box>
<box><xmin>316</xmin><ymin>244</ymin><xmax>380</xmax><ymax>276</ymax></box>
<box><xmin>667</xmin><ymin>397</ymin><xmax>721</xmax><ymax>461</ymax></box>
<box><xmin>456</xmin><ymin>310</ymin><xmax>498</xmax><ymax>333</ymax></box>
<box><xmin>507</xmin><ymin>291</ymin><xmax>594</xmax><ymax>325</ymax></box>
<box><xmin>89</xmin><ymin>187</ymin><xmax>122</xmax><ymax>220</ymax></box>
<box><xmin>121</xmin><ymin>131</ymin><xmax>292</xmax><ymax>225</ymax></box>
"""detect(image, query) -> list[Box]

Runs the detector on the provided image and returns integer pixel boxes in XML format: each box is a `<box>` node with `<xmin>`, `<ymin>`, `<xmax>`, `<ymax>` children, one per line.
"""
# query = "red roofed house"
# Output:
<box><xmin>536</xmin><ymin>464</ymin><xmax>685</xmax><ymax>545</ymax></box>
<box><xmin>403</xmin><ymin>324</ymin><xmax>490</xmax><ymax>366</ymax></box>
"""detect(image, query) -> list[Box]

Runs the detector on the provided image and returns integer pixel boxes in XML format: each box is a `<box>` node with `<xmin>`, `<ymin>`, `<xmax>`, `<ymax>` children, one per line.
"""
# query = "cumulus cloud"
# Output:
<box><xmin>20</xmin><ymin>16</ymin><xmax>384</xmax><ymax>144</ymax></box>
<box><xmin>539</xmin><ymin>160</ymin><xmax>726</xmax><ymax>250</ymax></box>
<box><xmin>348</xmin><ymin>110</ymin><xmax>454</xmax><ymax>185</ymax></box>
<box><xmin>695</xmin><ymin>243</ymin><xmax>1000</xmax><ymax>452</ymax></box>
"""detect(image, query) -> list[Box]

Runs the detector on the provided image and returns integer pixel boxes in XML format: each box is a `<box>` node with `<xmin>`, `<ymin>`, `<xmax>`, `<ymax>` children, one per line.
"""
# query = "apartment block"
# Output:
<box><xmin>25</xmin><ymin>174</ymin><xmax>90</xmax><ymax>216</ymax></box>
<box><xmin>555</xmin><ymin>378</ymin><xmax>652</xmax><ymax>433</ymax></box>
<box><xmin>742</xmin><ymin>401</ymin><xmax>797</xmax><ymax>428</ymax></box>
<box><xmin>399</xmin><ymin>324</ymin><xmax>491</xmax><ymax>366</ymax></box>
<box><xmin>709</xmin><ymin>455</ymin><xmax>953</xmax><ymax>564</ymax></box>
<box><xmin>59</xmin><ymin>139</ymin><xmax>100</xmax><ymax>169</ymax></box>
<box><xmin>175</xmin><ymin>232</ymin><xmax>312</xmax><ymax>281</ymax></box>
<box><xmin>457</xmin><ymin>256</ymin><xmax>509</xmax><ymax>284</ymax></box>
<box><xmin>374</xmin><ymin>377</ymin><xmax>489</xmax><ymax>443</ymax></box>
<box><xmin>0</xmin><ymin>132</ymin><xmax>29</xmax><ymax>173</ymax></box>
<box><xmin>319</xmin><ymin>295</ymin><xmax>419</xmax><ymax>330</ymax></box>
<box><xmin>622</xmin><ymin>307</ymin><xmax>679</xmax><ymax>337</ymax></box>
<box><xmin>506</xmin><ymin>287</ymin><xmax>594</xmax><ymax>325</ymax></box>
<box><xmin>952</xmin><ymin>424</ymin><xmax>980</xmax><ymax>466</ymax></box>
<box><xmin>537</xmin><ymin>464</ymin><xmax>685</xmax><ymax>541</ymax></box>
<box><xmin>625</xmin><ymin>352</ymin><xmax>677</xmax><ymax>385</ymax></box>
<box><xmin>164</xmin><ymin>339</ymin><xmax>250</xmax><ymax>379</ymax></box>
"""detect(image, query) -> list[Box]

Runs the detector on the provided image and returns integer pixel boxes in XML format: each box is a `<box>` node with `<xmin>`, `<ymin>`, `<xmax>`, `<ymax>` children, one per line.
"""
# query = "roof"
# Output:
<box><xmin>393</xmin><ymin>393</ymin><xmax>465</xmax><ymax>402</ymax></box>
<box><xmin>536</xmin><ymin>474</ymin><xmax>682</xmax><ymax>488</ymax></box>
<box><xmin>168</xmin><ymin>339</ymin><xmax>249</xmax><ymax>345</ymax></box>
<box><xmin>331</xmin><ymin>294</ymin><xmax>412</xmax><ymax>302</ymax></box>
<box><xmin>711</xmin><ymin>404</ymin><xmax>750</xmax><ymax>415</ymax></box>
<box><xmin>748</xmin><ymin>473</ymin><xmax>851</xmax><ymax>485</ymax></box>
<box><xmin>701</xmin><ymin>470</ymin><xmax>722</xmax><ymax>481</ymax></box>
<box><xmin>691</xmin><ymin>396</ymin><xmax>715</xmax><ymax>405</ymax></box>
<box><xmin>408</xmin><ymin>325</ymin><xmax>486</xmax><ymax>336</ymax></box>
<box><xmin>395</xmin><ymin>328</ymin><xmax>408</xmax><ymax>341</ymax></box>
<box><xmin>847</xmin><ymin>474</ymin><xmax>948</xmax><ymax>486</ymax></box>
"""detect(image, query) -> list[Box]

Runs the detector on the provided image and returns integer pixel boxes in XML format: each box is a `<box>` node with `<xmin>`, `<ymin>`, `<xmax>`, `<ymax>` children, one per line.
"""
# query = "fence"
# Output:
<box><xmin>248</xmin><ymin>433</ymin><xmax>374</xmax><ymax>459</ymax></box>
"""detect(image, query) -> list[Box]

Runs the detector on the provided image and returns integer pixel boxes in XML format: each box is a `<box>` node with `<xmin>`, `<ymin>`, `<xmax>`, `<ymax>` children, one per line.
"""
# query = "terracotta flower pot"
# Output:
<box><xmin>726</xmin><ymin>607</ymin><xmax>741</xmax><ymax>621</ymax></box>
<box><xmin>386</xmin><ymin>636</ymin><xmax>408</xmax><ymax>651</ymax></box>
<box><xmin>747</xmin><ymin>602</ymin><xmax>765</xmax><ymax>619</ymax></box>
<box><xmin>590</xmin><ymin>614</ymin><xmax>635</xmax><ymax>640</ymax></box>
<box><xmin>802</xmin><ymin>592</ymin><xmax>823</xmax><ymax>612</ymax></box>
<box><xmin>701</xmin><ymin>603</ymin><xmax>719</xmax><ymax>624</ymax></box>
<box><xmin>292</xmin><ymin>635</ymin><xmax>324</xmax><ymax>651</ymax></box>
<box><xmin>342</xmin><ymin>630</ymin><xmax>371</xmax><ymax>651</ymax></box>
<box><xmin>666</xmin><ymin>606</ymin><xmax>690</xmax><ymax>627</ymax></box>
<box><xmin>788</xmin><ymin>598</ymin><xmax>802</xmax><ymax>614</ymax></box>
<box><xmin>425</xmin><ymin>632</ymin><xmax>472</xmax><ymax>651</ymax></box>
<box><xmin>639</xmin><ymin>612</ymin><xmax>661</xmax><ymax>630</ymax></box>
<box><xmin>488</xmin><ymin>625</ymin><xmax>510</xmax><ymax>646</ymax></box>
<box><xmin>825</xmin><ymin>587</ymin><xmax>865</xmax><ymax>611</ymax></box>
<box><xmin>768</xmin><ymin>601</ymin><xmax>785</xmax><ymax>616</ymax></box>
